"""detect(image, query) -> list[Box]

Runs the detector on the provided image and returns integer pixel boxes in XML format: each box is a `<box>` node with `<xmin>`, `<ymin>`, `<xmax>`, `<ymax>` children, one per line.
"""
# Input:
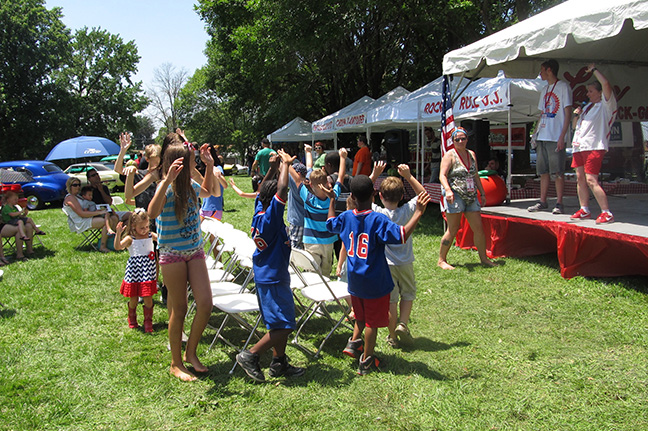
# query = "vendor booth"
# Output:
<box><xmin>441</xmin><ymin>0</ymin><xmax>648</xmax><ymax>278</ymax></box>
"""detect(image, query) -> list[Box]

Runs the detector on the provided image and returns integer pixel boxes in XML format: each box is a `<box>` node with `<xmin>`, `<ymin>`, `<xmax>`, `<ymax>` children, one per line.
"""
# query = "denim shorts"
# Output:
<box><xmin>442</xmin><ymin>188</ymin><xmax>481</xmax><ymax>213</ymax></box>
<box><xmin>536</xmin><ymin>140</ymin><xmax>566</xmax><ymax>176</ymax></box>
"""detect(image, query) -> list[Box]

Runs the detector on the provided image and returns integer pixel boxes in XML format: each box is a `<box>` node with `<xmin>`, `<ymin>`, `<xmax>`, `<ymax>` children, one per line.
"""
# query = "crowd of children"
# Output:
<box><xmin>11</xmin><ymin>134</ymin><xmax>496</xmax><ymax>383</ymax></box>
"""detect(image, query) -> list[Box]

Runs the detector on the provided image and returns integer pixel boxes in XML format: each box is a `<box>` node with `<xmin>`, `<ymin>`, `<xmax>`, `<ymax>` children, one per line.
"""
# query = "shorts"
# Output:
<box><xmin>255</xmin><ymin>282</ymin><xmax>296</xmax><ymax>330</ymax></box>
<box><xmin>389</xmin><ymin>263</ymin><xmax>417</xmax><ymax>303</ymax></box>
<box><xmin>115</xmin><ymin>210</ymin><xmax>130</xmax><ymax>221</ymax></box>
<box><xmin>536</xmin><ymin>140</ymin><xmax>566</xmax><ymax>176</ymax></box>
<box><xmin>351</xmin><ymin>294</ymin><xmax>390</xmax><ymax>328</ymax></box>
<box><xmin>442</xmin><ymin>188</ymin><xmax>481</xmax><ymax>214</ymax></box>
<box><xmin>304</xmin><ymin>242</ymin><xmax>334</xmax><ymax>276</ymax></box>
<box><xmin>288</xmin><ymin>224</ymin><xmax>304</xmax><ymax>249</ymax></box>
<box><xmin>200</xmin><ymin>210</ymin><xmax>223</xmax><ymax>221</ymax></box>
<box><xmin>571</xmin><ymin>150</ymin><xmax>605</xmax><ymax>175</ymax></box>
<box><xmin>158</xmin><ymin>246</ymin><xmax>205</xmax><ymax>266</ymax></box>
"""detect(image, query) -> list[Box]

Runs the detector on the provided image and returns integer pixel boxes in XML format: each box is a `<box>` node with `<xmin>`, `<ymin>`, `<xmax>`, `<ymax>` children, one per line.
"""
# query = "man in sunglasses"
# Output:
<box><xmin>87</xmin><ymin>168</ymin><xmax>130</xmax><ymax>222</ymax></box>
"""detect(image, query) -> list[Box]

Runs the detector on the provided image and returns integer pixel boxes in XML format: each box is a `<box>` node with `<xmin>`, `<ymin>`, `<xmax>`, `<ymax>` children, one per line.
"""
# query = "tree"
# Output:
<box><xmin>195</xmin><ymin>0</ymin><xmax>562</xmax><ymax>141</ymax></box>
<box><xmin>148</xmin><ymin>63</ymin><xmax>189</xmax><ymax>134</ymax></box>
<box><xmin>0</xmin><ymin>0</ymin><xmax>70</xmax><ymax>159</ymax></box>
<box><xmin>54</xmin><ymin>27</ymin><xmax>148</xmax><ymax>140</ymax></box>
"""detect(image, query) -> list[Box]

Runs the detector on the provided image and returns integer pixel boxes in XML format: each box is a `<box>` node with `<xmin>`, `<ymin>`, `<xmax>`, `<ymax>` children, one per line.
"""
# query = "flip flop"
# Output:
<box><xmin>36</xmin><ymin>230</ymin><xmax>47</xmax><ymax>235</ymax></box>
<box><xmin>20</xmin><ymin>236</ymin><xmax>30</xmax><ymax>241</ymax></box>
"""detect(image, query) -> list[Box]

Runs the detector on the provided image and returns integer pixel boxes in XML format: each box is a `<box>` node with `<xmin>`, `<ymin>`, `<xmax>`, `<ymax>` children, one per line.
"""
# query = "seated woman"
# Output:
<box><xmin>62</xmin><ymin>177</ymin><xmax>112</xmax><ymax>252</ymax></box>
<box><xmin>0</xmin><ymin>221</ymin><xmax>34</xmax><ymax>264</ymax></box>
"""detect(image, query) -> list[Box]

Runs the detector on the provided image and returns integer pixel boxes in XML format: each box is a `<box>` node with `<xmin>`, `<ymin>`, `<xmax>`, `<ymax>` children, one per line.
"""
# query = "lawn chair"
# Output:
<box><xmin>61</xmin><ymin>206</ymin><xmax>101</xmax><ymax>250</ymax></box>
<box><xmin>290</xmin><ymin>247</ymin><xmax>352</xmax><ymax>358</ymax></box>
<box><xmin>1</xmin><ymin>205</ymin><xmax>45</xmax><ymax>252</ymax></box>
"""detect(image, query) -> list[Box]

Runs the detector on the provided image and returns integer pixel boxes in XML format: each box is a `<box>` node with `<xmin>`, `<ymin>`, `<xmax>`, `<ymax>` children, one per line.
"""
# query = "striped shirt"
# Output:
<box><xmin>299</xmin><ymin>182</ymin><xmax>340</xmax><ymax>245</ymax></box>
<box><xmin>156</xmin><ymin>180</ymin><xmax>202</xmax><ymax>251</ymax></box>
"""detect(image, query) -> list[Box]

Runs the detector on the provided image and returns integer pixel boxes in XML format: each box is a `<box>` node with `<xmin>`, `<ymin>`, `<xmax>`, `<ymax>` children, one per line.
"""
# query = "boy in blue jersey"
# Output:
<box><xmin>324</xmin><ymin>175</ymin><xmax>430</xmax><ymax>375</ymax></box>
<box><xmin>236</xmin><ymin>149</ymin><xmax>305</xmax><ymax>382</ymax></box>
<box><xmin>289</xmin><ymin>147</ymin><xmax>347</xmax><ymax>277</ymax></box>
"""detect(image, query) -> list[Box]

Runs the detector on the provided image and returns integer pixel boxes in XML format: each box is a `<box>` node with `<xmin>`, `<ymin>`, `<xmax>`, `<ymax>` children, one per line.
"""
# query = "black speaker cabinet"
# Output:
<box><xmin>460</xmin><ymin>119</ymin><xmax>490</xmax><ymax>166</ymax></box>
<box><xmin>382</xmin><ymin>129</ymin><xmax>410</xmax><ymax>166</ymax></box>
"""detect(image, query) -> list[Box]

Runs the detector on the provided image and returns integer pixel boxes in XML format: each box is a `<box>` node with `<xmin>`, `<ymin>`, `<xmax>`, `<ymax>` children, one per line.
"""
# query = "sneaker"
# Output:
<box><xmin>395</xmin><ymin>322</ymin><xmax>414</xmax><ymax>346</ymax></box>
<box><xmin>268</xmin><ymin>355</ymin><xmax>305</xmax><ymax>378</ymax></box>
<box><xmin>527</xmin><ymin>201</ymin><xmax>548</xmax><ymax>212</ymax></box>
<box><xmin>386</xmin><ymin>335</ymin><xmax>399</xmax><ymax>348</ymax></box>
<box><xmin>596</xmin><ymin>212</ymin><xmax>614</xmax><ymax>224</ymax></box>
<box><xmin>342</xmin><ymin>337</ymin><xmax>364</xmax><ymax>359</ymax></box>
<box><xmin>236</xmin><ymin>350</ymin><xmax>265</xmax><ymax>382</ymax></box>
<box><xmin>552</xmin><ymin>203</ymin><xmax>564</xmax><ymax>215</ymax></box>
<box><xmin>357</xmin><ymin>354</ymin><xmax>383</xmax><ymax>376</ymax></box>
<box><xmin>570</xmin><ymin>209</ymin><xmax>591</xmax><ymax>220</ymax></box>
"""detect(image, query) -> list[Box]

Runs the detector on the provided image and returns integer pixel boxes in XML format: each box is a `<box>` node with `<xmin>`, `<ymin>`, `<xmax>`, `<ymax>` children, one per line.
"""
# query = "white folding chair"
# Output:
<box><xmin>290</xmin><ymin>247</ymin><xmax>353</xmax><ymax>358</ymax></box>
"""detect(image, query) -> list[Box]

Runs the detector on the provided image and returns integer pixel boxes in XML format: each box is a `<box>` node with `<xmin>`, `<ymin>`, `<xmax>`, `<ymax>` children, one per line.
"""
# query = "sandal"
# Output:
<box><xmin>20</xmin><ymin>236</ymin><xmax>29</xmax><ymax>241</ymax></box>
<box><xmin>35</xmin><ymin>230</ymin><xmax>47</xmax><ymax>235</ymax></box>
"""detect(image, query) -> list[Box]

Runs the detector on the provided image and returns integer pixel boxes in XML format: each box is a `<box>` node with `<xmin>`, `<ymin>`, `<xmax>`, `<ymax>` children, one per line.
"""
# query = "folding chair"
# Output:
<box><xmin>61</xmin><ymin>206</ymin><xmax>101</xmax><ymax>250</ymax></box>
<box><xmin>111</xmin><ymin>195</ymin><xmax>131</xmax><ymax>211</ymax></box>
<box><xmin>290</xmin><ymin>247</ymin><xmax>353</xmax><ymax>358</ymax></box>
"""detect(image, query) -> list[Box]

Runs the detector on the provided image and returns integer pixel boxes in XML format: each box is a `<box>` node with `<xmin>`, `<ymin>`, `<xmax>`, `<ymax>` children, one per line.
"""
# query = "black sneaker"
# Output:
<box><xmin>268</xmin><ymin>355</ymin><xmax>305</xmax><ymax>378</ymax></box>
<box><xmin>342</xmin><ymin>337</ymin><xmax>364</xmax><ymax>359</ymax></box>
<box><xmin>357</xmin><ymin>354</ymin><xmax>383</xmax><ymax>376</ymax></box>
<box><xmin>236</xmin><ymin>350</ymin><xmax>265</xmax><ymax>382</ymax></box>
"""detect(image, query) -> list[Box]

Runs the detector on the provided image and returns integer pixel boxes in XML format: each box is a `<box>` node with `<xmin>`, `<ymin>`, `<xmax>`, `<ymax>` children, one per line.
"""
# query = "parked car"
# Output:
<box><xmin>64</xmin><ymin>162</ymin><xmax>123</xmax><ymax>190</ymax></box>
<box><xmin>0</xmin><ymin>160</ymin><xmax>70</xmax><ymax>210</ymax></box>
<box><xmin>223</xmin><ymin>163</ymin><xmax>238</xmax><ymax>176</ymax></box>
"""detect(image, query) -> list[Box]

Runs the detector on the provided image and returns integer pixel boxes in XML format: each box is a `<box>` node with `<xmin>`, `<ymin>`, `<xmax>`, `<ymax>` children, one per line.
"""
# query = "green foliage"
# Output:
<box><xmin>0</xmin><ymin>0</ymin><xmax>70</xmax><ymax>159</ymax></box>
<box><xmin>0</xmin><ymin>0</ymin><xmax>148</xmax><ymax>161</ymax></box>
<box><xmin>54</xmin><ymin>27</ymin><xmax>148</xmax><ymax>140</ymax></box>
<box><xmin>193</xmin><ymin>0</ymin><xmax>563</xmax><ymax>147</ymax></box>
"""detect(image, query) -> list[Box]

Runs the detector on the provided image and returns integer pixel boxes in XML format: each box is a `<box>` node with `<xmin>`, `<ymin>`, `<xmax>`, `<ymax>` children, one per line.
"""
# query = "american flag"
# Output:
<box><xmin>440</xmin><ymin>75</ymin><xmax>456</xmax><ymax>155</ymax></box>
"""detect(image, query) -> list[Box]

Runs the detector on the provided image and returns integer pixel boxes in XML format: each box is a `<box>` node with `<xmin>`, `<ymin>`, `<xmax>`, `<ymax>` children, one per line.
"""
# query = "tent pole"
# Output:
<box><xmin>507</xmin><ymin>103</ymin><xmax>512</xmax><ymax>203</ymax></box>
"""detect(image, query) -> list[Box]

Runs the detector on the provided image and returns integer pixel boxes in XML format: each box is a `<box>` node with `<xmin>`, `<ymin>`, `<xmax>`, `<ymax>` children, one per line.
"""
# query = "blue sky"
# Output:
<box><xmin>44</xmin><ymin>0</ymin><xmax>210</xmax><ymax>90</ymax></box>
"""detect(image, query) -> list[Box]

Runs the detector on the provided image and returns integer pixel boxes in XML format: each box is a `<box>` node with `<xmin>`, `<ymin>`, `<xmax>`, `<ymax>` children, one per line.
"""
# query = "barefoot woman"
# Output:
<box><xmin>438</xmin><ymin>128</ymin><xmax>495</xmax><ymax>270</ymax></box>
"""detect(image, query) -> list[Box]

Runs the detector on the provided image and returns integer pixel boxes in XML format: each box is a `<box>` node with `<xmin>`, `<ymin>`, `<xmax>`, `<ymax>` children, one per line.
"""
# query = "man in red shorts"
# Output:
<box><xmin>570</xmin><ymin>64</ymin><xmax>617</xmax><ymax>224</ymax></box>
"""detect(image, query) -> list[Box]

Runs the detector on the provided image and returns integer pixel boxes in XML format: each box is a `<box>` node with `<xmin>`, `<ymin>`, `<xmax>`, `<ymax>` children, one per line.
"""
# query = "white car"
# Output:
<box><xmin>64</xmin><ymin>163</ymin><xmax>122</xmax><ymax>190</ymax></box>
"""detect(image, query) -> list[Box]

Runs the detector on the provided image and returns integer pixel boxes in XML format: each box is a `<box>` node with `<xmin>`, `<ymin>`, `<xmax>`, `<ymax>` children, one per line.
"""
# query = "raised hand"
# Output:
<box><xmin>167</xmin><ymin>157</ymin><xmax>184</xmax><ymax>181</ymax></box>
<box><xmin>277</xmin><ymin>149</ymin><xmax>296</xmax><ymax>164</ymax></box>
<box><xmin>397</xmin><ymin>164</ymin><xmax>412</xmax><ymax>179</ymax></box>
<box><xmin>416</xmin><ymin>190</ymin><xmax>431</xmax><ymax>213</ymax></box>
<box><xmin>339</xmin><ymin>147</ymin><xmax>348</xmax><ymax>159</ymax></box>
<box><xmin>304</xmin><ymin>144</ymin><xmax>312</xmax><ymax>152</ymax></box>
<box><xmin>199</xmin><ymin>143</ymin><xmax>214</xmax><ymax>166</ymax></box>
<box><xmin>318</xmin><ymin>182</ymin><xmax>336</xmax><ymax>199</ymax></box>
<box><xmin>119</xmin><ymin>132</ymin><xmax>132</xmax><ymax>151</ymax></box>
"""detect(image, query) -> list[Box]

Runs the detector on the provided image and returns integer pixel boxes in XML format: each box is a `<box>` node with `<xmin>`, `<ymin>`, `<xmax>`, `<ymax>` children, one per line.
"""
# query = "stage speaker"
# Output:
<box><xmin>382</xmin><ymin>129</ymin><xmax>410</xmax><ymax>166</ymax></box>
<box><xmin>460</xmin><ymin>119</ymin><xmax>490</xmax><ymax>166</ymax></box>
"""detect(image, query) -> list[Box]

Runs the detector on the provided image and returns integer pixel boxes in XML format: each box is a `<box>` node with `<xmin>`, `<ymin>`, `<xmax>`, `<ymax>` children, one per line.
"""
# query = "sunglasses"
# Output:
<box><xmin>71</xmin><ymin>183</ymin><xmax>81</xmax><ymax>187</ymax></box>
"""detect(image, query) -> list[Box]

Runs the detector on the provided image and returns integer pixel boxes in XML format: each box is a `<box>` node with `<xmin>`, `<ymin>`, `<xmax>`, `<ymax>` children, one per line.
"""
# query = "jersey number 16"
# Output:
<box><xmin>347</xmin><ymin>232</ymin><xmax>369</xmax><ymax>259</ymax></box>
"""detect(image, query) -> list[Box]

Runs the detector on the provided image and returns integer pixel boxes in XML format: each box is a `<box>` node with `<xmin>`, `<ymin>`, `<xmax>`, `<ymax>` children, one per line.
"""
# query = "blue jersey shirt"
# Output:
<box><xmin>251</xmin><ymin>194</ymin><xmax>291</xmax><ymax>285</ymax></box>
<box><xmin>327</xmin><ymin>209</ymin><xmax>405</xmax><ymax>299</ymax></box>
<box><xmin>300</xmin><ymin>182</ymin><xmax>340</xmax><ymax>245</ymax></box>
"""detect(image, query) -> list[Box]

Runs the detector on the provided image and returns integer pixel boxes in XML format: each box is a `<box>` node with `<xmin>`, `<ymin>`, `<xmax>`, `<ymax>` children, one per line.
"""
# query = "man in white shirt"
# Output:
<box><xmin>569</xmin><ymin>65</ymin><xmax>617</xmax><ymax>224</ymax></box>
<box><xmin>528</xmin><ymin>59</ymin><xmax>572</xmax><ymax>215</ymax></box>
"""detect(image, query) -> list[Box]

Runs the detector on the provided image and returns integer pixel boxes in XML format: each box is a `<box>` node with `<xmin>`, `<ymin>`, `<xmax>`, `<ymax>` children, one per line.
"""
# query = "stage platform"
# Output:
<box><xmin>454</xmin><ymin>195</ymin><xmax>648</xmax><ymax>279</ymax></box>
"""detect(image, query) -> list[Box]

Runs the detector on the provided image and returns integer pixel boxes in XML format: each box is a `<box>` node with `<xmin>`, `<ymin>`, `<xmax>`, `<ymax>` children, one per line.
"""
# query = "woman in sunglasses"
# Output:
<box><xmin>438</xmin><ymin>128</ymin><xmax>495</xmax><ymax>270</ymax></box>
<box><xmin>63</xmin><ymin>177</ymin><xmax>111</xmax><ymax>252</ymax></box>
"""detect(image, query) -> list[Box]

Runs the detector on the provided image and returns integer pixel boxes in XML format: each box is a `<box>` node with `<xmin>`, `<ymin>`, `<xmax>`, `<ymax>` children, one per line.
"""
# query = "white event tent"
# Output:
<box><xmin>442</xmin><ymin>0</ymin><xmax>648</xmax><ymax>193</ymax></box>
<box><xmin>267</xmin><ymin>117</ymin><xmax>334</xmax><ymax>143</ymax></box>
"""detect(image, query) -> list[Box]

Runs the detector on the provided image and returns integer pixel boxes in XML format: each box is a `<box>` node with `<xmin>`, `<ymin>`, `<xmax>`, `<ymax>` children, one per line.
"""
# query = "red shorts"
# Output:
<box><xmin>571</xmin><ymin>150</ymin><xmax>605</xmax><ymax>175</ymax></box>
<box><xmin>351</xmin><ymin>294</ymin><xmax>390</xmax><ymax>328</ymax></box>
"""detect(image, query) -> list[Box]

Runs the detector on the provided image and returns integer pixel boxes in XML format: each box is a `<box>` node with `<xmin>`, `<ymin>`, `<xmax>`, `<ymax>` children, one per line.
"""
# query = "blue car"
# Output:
<box><xmin>0</xmin><ymin>160</ymin><xmax>70</xmax><ymax>210</ymax></box>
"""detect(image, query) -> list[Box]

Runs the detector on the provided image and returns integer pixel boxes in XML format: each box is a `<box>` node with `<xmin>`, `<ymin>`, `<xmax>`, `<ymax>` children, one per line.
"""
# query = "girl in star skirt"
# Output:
<box><xmin>114</xmin><ymin>209</ymin><xmax>159</xmax><ymax>333</ymax></box>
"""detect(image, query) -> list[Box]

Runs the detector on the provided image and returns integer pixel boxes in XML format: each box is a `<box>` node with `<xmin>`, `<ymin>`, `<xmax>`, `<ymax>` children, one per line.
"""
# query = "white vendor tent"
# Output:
<box><xmin>443</xmin><ymin>0</ymin><xmax>648</xmax><ymax>122</ymax></box>
<box><xmin>267</xmin><ymin>117</ymin><xmax>334</xmax><ymax>143</ymax></box>
<box><xmin>334</xmin><ymin>86</ymin><xmax>411</xmax><ymax>133</ymax></box>
<box><xmin>312</xmin><ymin>96</ymin><xmax>375</xmax><ymax>137</ymax></box>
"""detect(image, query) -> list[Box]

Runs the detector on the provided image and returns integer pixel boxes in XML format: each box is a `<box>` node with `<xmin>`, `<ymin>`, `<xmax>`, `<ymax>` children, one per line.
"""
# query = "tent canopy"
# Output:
<box><xmin>267</xmin><ymin>117</ymin><xmax>334</xmax><ymax>142</ymax></box>
<box><xmin>443</xmin><ymin>0</ymin><xmax>648</xmax><ymax>78</ymax></box>
<box><xmin>312</xmin><ymin>96</ymin><xmax>374</xmax><ymax>134</ymax></box>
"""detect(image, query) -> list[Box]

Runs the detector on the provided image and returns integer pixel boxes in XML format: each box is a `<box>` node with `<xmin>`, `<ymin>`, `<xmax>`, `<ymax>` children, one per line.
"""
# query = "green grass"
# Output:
<box><xmin>1</xmin><ymin>177</ymin><xmax>647</xmax><ymax>430</ymax></box>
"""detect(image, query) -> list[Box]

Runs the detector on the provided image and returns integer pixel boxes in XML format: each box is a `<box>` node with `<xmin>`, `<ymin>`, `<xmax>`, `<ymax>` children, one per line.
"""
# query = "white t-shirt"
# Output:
<box><xmin>371</xmin><ymin>196</ymin><xmax>417</xmax><ymax>266</ymax></box>
<box><xmin>537</xmin><ymin>80</ymin><xmax>572</xmax><ymax>142</ymax></box>
<box><xmin>571</xmin><ymin>92</ymin><xmax>617</xmax><ymax>153</ymax></box>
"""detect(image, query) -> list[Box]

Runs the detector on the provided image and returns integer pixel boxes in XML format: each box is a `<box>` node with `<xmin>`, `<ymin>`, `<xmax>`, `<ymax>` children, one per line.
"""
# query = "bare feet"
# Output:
<box><xmin>438</xmin><ymin>260</ymin><xmax>455</xmax><ymax>270</ymax></box>
<box><xmin>481</xmin><ymin>259</ymin><xmax>497</xmax><ymax>267</ymax></box>
<box><xmin>184</xmin><ymin>353</ymin><xmax>208</xmax><ymax>373</ymax></box>
<box><xmin>170</xmin><ymin>364</ymin><xmax>197</xmax><ymax>382</ymax></box>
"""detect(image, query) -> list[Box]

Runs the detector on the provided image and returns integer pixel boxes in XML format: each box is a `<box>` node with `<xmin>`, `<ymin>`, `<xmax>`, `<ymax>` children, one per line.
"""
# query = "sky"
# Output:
<box><xmin>44</xmin><ymin>0</ymin><xmax>210</xmax><ymax>90</ymax></box>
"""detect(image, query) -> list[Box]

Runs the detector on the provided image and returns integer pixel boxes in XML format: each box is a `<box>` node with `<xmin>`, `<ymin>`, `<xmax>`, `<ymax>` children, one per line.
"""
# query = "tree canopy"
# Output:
<box><xmin>0</xmin><ymin>0</ymin><xmax>147</xmax><ymax>160</ymax></box>
<box><xmin>193</xmin><ymin>0</ymin><xmax>562</xmax><ymax>154</ymax></box>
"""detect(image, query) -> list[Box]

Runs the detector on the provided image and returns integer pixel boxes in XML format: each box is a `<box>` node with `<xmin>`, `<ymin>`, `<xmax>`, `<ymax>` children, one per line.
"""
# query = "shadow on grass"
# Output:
<box><xmin>379</xmin><ymin>353</ymin><xmax>448</xmax><ymax>380</ymax></box>
<box><xmin>0</xmin><ymin>307</ymin><xmax>17</xmax><ymax>318</ymax></box>
<box><xmin>401</xmin><ymin>337</ymin><xmax>470</xmax><ymax>354</ymax></box>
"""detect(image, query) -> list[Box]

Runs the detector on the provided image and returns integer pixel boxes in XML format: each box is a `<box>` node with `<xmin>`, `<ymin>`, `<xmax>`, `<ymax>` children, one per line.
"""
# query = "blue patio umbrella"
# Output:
<box><xmin>45</xmin><ymin>136</ymin><xmax>120</xmax><ymax>161</ymax></box>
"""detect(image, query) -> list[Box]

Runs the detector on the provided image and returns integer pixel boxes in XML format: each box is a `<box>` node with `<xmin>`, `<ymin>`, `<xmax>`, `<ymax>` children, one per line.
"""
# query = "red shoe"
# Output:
<box><xmin>596</xmin><ymin>212</ymin><xmax>614</xmax><ymax>224</ymax></box>
<box><xmin>570</xmin><ymin>209</ymin><xmax>591</xmax><ymax>220</ymax></box>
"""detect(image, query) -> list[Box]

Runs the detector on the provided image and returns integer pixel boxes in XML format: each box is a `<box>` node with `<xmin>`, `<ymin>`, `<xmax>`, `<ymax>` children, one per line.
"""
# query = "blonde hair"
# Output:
<box><xmin>144</xmin><ymin>143</ymin><xmax>161</xmax><ymax>160</ymax></box>
<box><xmin>379</xmin><ymin>176</ymin><xmax>404</xmax><ymax>203</ymax></box>
<box><xmin>127</xmin><ymin>208</ymin><xmax>150</xmax><ymax>237</ymax></box>
<box><xmin>309</xmin><ymin>169</ymin><xmax>327</xmax><ymax>186</ymax></box>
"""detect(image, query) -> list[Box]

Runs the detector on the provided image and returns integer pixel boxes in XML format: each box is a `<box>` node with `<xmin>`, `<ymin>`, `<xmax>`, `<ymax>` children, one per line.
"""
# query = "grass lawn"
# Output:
<box><xmin>1</xmin><ymin>177</ymin><xmax>647</xmax><ymax>430</ymax></box>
